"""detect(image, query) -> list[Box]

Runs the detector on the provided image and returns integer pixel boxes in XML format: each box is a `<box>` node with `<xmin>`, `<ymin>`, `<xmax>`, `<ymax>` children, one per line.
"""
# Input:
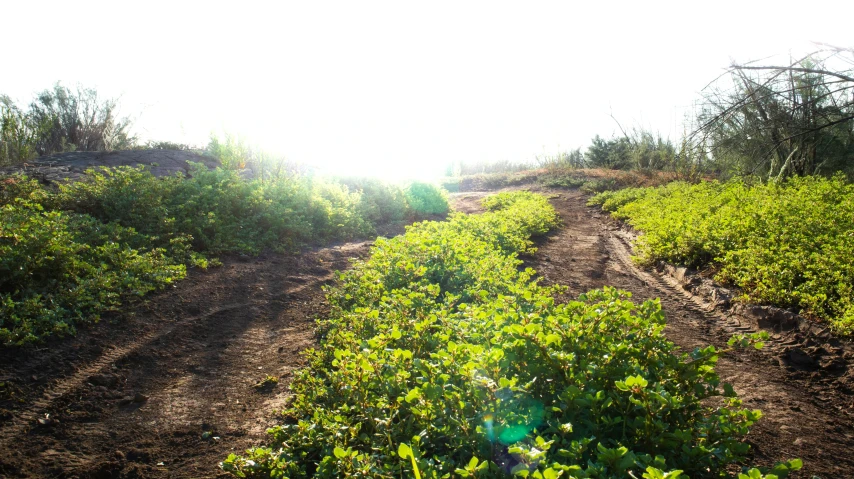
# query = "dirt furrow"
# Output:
<box><xmin>0</xmin><ymin>241</ymin><xmax>376</xmax><ymax>478</ymax></box>
<box><xmin>521</xmin><ymin>188</ymin><xmax>854</xmax><ymax>478</ymax></box>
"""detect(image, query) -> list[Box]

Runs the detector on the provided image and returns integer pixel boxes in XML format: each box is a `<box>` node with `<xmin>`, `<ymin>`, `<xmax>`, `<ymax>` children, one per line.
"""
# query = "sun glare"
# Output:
<box><xmin>3</xmin><ymin>1</ymin><xmax>851</xmax><ymax>179</ymax></box>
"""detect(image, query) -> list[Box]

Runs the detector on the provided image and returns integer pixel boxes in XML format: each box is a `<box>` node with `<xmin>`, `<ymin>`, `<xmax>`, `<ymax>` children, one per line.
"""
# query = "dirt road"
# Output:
<box><xmin>0</xmin><ymin>241</ymin><xmax>380</xmax><ymax>478</ymax></box>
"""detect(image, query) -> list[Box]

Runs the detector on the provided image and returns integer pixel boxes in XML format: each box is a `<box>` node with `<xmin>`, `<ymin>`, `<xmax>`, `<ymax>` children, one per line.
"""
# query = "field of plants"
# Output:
<box><xmin>589</xmin><ymin>176</ymin><xmax>854</xmax><ymax>334</ymax></box>
<box><xmin>221</xmin><ymin>191</ymin><xmax>798</xmax><ymax>479</ymax></box>
<box><xmin>0</xmin><ymin>165</ymin><xmax>448</xmax><ymax>345</ymax></box>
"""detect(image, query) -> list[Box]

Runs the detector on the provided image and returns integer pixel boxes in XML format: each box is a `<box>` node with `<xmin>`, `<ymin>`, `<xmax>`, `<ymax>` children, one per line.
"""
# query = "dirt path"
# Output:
<box><xmin>454</xmin><ymin>188</ymin><xmax>854</xmax><ymax>478</ymax></box>
<box><xmin>0</xmin><ymin>241</ymin><xmax>381</xmax><ymax>478</ymax></box>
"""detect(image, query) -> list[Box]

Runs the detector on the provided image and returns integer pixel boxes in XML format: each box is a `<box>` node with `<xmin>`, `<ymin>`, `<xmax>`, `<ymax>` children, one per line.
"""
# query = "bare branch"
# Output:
<box><xmin>730</xmin><ymin>65</ymin><xmax>854</xmax><ymax>83</ymax></box>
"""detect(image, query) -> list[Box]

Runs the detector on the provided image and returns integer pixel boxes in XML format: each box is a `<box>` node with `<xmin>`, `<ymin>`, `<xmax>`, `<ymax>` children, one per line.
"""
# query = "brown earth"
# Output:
<box><xmin>0</xmin><ymin>241</ymin><xmax>382</xmax><ymax>479</ymax></box>
<box><xmin>0</xmin><ymin>150</ymin><xmax>221</xmax><ymax>183</ymax></box>
<box><xmin>1</xmin><ymin>186</ymin><xmax>852</xmax><ymax>478</ymax></box>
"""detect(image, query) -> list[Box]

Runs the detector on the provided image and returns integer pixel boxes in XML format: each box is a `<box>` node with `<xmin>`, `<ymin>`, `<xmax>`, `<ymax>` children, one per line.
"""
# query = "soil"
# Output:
<box><xmin>1</xmin><ymin>186</ymin><xmax>852</xmax><ymax>478</ymax></box>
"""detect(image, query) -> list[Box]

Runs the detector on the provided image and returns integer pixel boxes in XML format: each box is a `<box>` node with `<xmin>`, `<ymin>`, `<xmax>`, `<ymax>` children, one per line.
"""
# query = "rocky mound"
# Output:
<box><xmin>0</xmin><ymin>150</ymin><xmax>221</xmax><ymax>183</ymax></box>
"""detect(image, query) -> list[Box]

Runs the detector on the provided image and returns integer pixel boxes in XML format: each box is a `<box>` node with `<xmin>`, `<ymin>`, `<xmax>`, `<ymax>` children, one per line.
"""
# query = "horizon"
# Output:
<box><xmin>4</xmin><ymin>0</ymin><xmax>852</xmax><ymax>180</ymax></box>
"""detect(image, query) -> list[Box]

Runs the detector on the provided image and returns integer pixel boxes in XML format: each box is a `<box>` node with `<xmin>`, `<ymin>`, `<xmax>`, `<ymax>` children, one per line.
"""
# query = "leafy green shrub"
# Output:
<box><xmin>0</xmin><ymin>201</ymin><xmax>189</xmax><ymax>345</ymax></box>
<box><xmin>53</xmin><ymin>165</ymin><xmax>386</xmax><ymax>254</ymax></box>
<box><xmin>221</xmin><ymin>193</ymin><xmax>775</xmax><ymax>478</ymax></box>
<box><xmin>1</xmin><ymin>175</ymin><xmax>53</xmax><ymax>207</ymax></box>
<box><xmin>404</xmin><ymin>182</ymin><xmax>450</xmax><ymax>216</ymax></box>
<box><xmin>588</xmin><ymin>182</ymin><xmax>686</xmax><ymax>213</ymax></box>
<box><xmin>338</xmin><ymin>177</ymin><xmax>408</xmax><ymax>225</ymax></box>
<box><xmin>0</xmin><ymin>166</ymin><xmax>413</xmax><ymax>344</ymax></box>
<box><xmin>595</xmin><ymin>176</ymin><xmax>854</xmax><ymax>334</ymax></box>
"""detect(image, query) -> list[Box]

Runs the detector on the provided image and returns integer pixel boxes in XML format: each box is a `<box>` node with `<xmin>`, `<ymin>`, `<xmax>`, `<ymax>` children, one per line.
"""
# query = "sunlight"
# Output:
<box><xmin>5</xmin><ymin>2</ymin><xmax>848</xmax><ymax>177</ymax></box>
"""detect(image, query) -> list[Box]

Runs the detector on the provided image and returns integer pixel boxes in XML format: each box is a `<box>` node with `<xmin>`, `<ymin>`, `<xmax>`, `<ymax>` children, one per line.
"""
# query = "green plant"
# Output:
<box><xmin>404</xmin><ymin>182</ymin><xmax>450</xmax><ymax>216</ymax></box>
<box><xmin>254</xmin><ymin>375</ymin><xmax>280</xmax><ymax>391</ymax></box>
<box><xmin>593</xmin><ymin>175</ymin><xmax>854</xmax><ymax>334</ymax></box>
<box><xmin>221</xmin><ymin>192</ymin><xmax>780</xmax><ymax>478</ymax></box>
<box><xmin>0</xmin><ymin>165</ymin><xmax>414</xmax><ymax>345</ymax></box>
<box><xmin>0</xmin><ymin>97</ymin><xmax>40</xmax><ymax>166</ymax></box>
<box><xmin>0</xmin><ymin>200</ymin><xmax>188</xmax><ymax>345</ymax></box>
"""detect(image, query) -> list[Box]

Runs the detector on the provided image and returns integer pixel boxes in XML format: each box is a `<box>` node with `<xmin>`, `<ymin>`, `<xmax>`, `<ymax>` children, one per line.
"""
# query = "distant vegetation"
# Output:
<box><xmin>444</xmin><ymin>47</ymin><xmax>854</xmax><ymax>190</ymax></box>
<box><xmin>0</xmin><ymin>159</ymin><xmax>449</xmax><ymax>345</ymax></box>
<box><xmin>1</xmin><ymin>84</ymin><xmax>136</xmax><ymax>166</ymax></box>
<box><xmin>590</xmin><ymin>176</ymin><xmax>854</xmax><ymax>334</ymax></box>
<box><xmin>222</xmin><ymin>191</ymin><xmax>799</xmax><ymax>479</ymax></box>
<box><xmin>694</xmin><ymin>47</ymin><xmax>854</xmax><ymax>180</ymax></box>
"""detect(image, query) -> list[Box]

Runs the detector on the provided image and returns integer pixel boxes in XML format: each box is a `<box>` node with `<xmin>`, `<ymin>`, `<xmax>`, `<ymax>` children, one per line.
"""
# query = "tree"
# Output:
<box><xmin>585</xmin><ymin>135</ymin><xmax>632</xmax><ymax>169</ymax></box>
<box><xmin>0</xmin><ymin>84</ymin><xmax>136</xmax><ymax>165</ymax></box>
<box><xmin>693</xmin><ymin>45</ymin><xmax>854</xmax><ymax>179</ymax></box>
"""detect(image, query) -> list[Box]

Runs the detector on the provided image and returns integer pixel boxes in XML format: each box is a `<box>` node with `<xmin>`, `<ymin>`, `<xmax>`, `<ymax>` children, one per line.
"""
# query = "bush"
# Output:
<box><xmin>404</xmin><ymin>182</ymin><xmax>449</xmax><ymax>215</ymax></box>
<box><xmin>0</xmin><ymin>166</ymin><xmax>413</xmax><ymax>344</ymax></box>
<box><xmin>0</xmin><ymin>201</ymin><xmax>189</xmax><ymax>345</ymax></box>
<box><xmin>221</xmin><ymin>192</ymin><xmax>774</xmax><ymax>478</ymax></box>
<box><xmin>1</xmin><ymin>84</ymin><xmax>135</xmax><ymax>165</ymax></box>
<box><xmin>593</xmin><ymin>176</ymin><xmax>854</xmax><ymax>334</ymax></box>
<box><xmin>338</xmin><ymin>177</ymin><xmax>408</xmax><ymax>225</ymax></box>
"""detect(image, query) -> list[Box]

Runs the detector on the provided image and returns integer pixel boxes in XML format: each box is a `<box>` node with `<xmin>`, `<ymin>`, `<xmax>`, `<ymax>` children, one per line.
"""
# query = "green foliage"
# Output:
<box><xmin>0</xmin><ymin>97</ymin><xmax>40</xmax><ymax>166</ymax></box>
<box><xmin>207</xmin><ymin>132</ymin><xmax>253</xmax><ymax>170</ymax></box>
<box><xmin>0</xmin><ymin>200</ymin><xmax>187</xmax><ymax>345</ymax></box>
<box><xmin>404</xmin><ymin>182</ymin><xmax>450</xmax><ymax>215</ymax></box>
<box><xmin>697</xmin><ymin>54</ymin><xmax>854</xmax><ymax>179</ymax></box>
<box><xmin>585</xmin><ymin>133</ymin><xmax>678</xmax><ymax>172</ymax></box>
<box><xmin>0</xmin><ymin>165</ymin><xmax>413</xmax><ymax>344</ymax></box>
<box><xmin>221</xmin><ymin>192</ymin><xmax>770</xmax><ymax>478</ymax></box>
<box><xmin>1</xmin><ymin>84</ymin><xmax>135</xmax><ymax>165</ymax></box>
<box><xmin>53</xmin><ymin>165</ymin><xmax>379</xmax><ymax>254</ymax></box>
<box><xmin>441</xmin><ymin>171</ymin><xmax>546</xmax><ymax>193</ymax></box>
<box><xmin>539</xmin><ymin>173</ymin><xmax>586</xmax><ymax>189</ymax></box>
<box><xmin>593</xmin><ymin>176</ymin><xmax>854</xmax><ymax>334</ymax></box>
<box><xmin>338</xmin><ymin>177</ymin><xmax>409</xmax><ymax>224</ymax></box>
<box><xmin>536</xmin><ymin>148</ymin><xmax>586</xmax><ymax>170</ymax></box>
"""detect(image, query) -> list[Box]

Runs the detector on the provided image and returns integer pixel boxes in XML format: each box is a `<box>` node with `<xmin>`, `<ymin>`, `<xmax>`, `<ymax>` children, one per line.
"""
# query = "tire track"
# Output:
<box><xmin>0</xmin><ymin>274</ymin><xmax>332</xmax><ymax>452</ymax></box>
<box><xmin>606</xmin><ymin>231</ymin><xmax>788</xmax><ymax>353</ymax></box>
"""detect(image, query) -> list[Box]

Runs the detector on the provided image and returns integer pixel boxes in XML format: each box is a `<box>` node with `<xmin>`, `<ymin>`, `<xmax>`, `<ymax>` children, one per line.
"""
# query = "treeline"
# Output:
<box><xmin>694</xmin><ymin>46</ymin><xmax>854</xmax><ymax>180</ymax></box>
<box><xmin>447</xmin><ymin>46</ymin><xmax>854</xmax><ymax>182</ymax></box>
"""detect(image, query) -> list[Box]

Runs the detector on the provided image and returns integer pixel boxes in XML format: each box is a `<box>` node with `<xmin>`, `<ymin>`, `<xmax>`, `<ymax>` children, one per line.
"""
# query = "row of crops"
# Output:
<box><xmin>0</xmin><ymin>166</ymin><xmax>449</xmax><ymax>345</ymax></box>
<box><xmin>589</xmin><ymin>176</ymin><xmax>854</xmax><ymax>335</ymax></box>
<box><xmin>222</xmin><ymin>191</ymin><xmax>800</xmax><ymax>478</ymax></box>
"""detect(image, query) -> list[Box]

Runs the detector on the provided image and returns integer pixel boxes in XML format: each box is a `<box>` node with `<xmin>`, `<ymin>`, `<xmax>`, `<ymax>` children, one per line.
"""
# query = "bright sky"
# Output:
<box><xmin>4</xmin><ymin>1</ymin><xmax>852</xmax><ymax>179</ymax></box>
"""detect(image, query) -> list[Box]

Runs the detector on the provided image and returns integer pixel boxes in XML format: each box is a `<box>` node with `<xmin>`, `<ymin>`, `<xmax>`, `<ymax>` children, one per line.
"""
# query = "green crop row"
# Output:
<box><xmin>0</xmin><ymin>166</ymin><xmax>449</xmax><ymax>345</ymax></box>
<box><xmin>222</xmin><ymin>191</ymin><xmax>797</xmax><ymax>478</ymax></box>
<box><xmin>589</xmin><ymin>176</ymin><xmax>854</xmax><ymax>334</ymax></box>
